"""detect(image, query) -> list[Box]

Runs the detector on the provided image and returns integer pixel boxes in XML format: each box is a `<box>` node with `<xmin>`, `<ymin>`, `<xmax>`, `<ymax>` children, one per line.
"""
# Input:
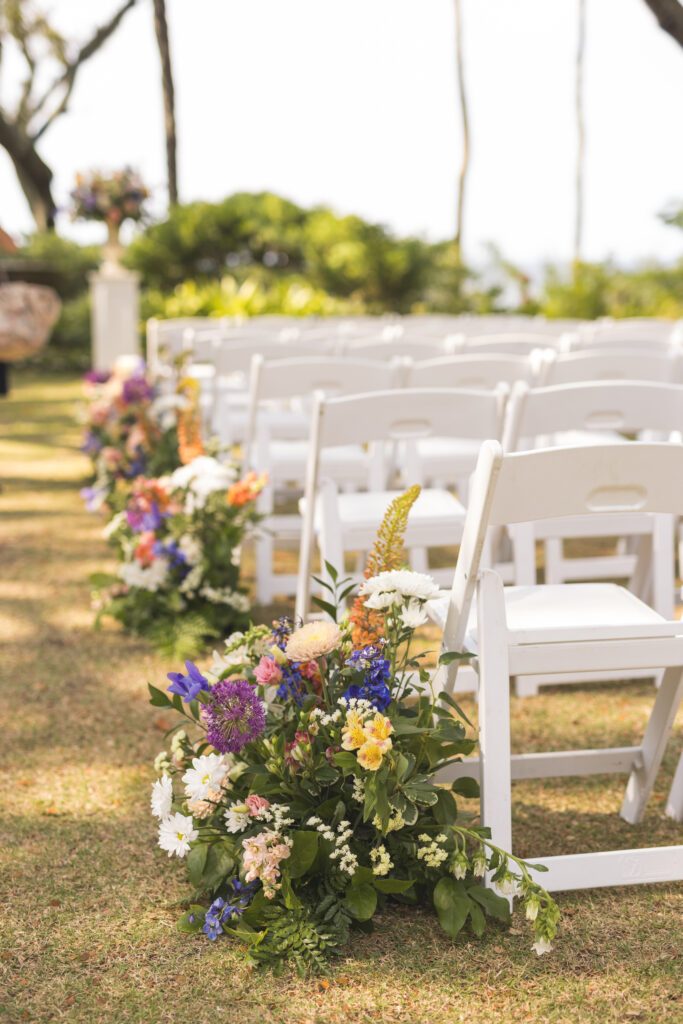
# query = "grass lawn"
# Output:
<box><xmin>0</xmin><ymin>372</ymin><xmax>681</xmax><ymax>1024</ymax></box>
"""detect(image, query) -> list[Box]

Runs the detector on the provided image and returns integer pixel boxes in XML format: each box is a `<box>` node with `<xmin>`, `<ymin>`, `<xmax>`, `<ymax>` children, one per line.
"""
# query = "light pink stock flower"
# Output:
<box><xmin>242</xmin><ymin>830</ymin><xmax>291</xmax><ymax>898</ymax></box>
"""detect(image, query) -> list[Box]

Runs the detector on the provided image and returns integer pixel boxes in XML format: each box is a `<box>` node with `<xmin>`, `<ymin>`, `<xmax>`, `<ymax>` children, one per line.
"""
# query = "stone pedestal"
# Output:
<box><xmin>89</xmin><ymin>265</ymin><xmax>140</xmax><ymax>371</ymax></box>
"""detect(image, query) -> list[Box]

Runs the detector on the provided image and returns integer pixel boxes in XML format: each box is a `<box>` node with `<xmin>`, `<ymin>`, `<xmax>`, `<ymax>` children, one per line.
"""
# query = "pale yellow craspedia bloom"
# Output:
<box><xmin>285</xmin><ymin>621</ymin><xmax>342</xmax><ymax>661</ymax></box>
<box><xmin>357</xmin><ymin>740</ymin><xmax>384</xmax><ymax>771</ymax></box>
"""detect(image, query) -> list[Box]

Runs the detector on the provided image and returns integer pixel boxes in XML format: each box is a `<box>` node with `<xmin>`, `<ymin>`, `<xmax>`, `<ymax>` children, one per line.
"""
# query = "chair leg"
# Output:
<box><xmin>620</xmin><ymin>666</ymin><xmax>683</xmax><ymax>824</ymax></box>
<box><xmin>255</xmin><ymin>527</ymin><xmax>273</xmax><ymax>605</ymax></box>
<box><xmin>477</xmin><ymin>569</ymin><xmax>513</xmax><ymax>857</ymax></box>
<box><xmin>665</xmin><ymin>750</ymin><xmax>683</xmax><ymax>823</ymax></box>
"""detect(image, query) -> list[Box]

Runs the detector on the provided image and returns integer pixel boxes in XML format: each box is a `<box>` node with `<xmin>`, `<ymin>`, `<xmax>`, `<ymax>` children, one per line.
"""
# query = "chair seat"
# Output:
<box><xmin>428</xmin><ymin>582</ymin><xmax>683</xmax><ymax>647</ymax></box>
<box><xmin>272</xmin><ymin>440</ymin><xmax>370</xmax><ymax>482</ymax></box>
<box><xmin>310</xmin><ymin>488</ymin><xmax>466</xmax><ymax>545</ymax></box>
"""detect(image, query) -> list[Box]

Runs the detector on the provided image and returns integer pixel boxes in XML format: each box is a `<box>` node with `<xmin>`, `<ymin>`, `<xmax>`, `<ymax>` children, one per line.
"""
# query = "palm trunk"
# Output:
<box><xmin>153</xmin><ymin>0</ymin><xmax>179</xmax><ymax>206</ymax></box>
<box><xmin>573</xmin><ymin>0</ymin><xmax>586</xmax><ymax>270</ymax></box>
<box><xmin>454</xmin><ymin>0</ymin><xmax>470</xmax><ymax>266</ymax></box>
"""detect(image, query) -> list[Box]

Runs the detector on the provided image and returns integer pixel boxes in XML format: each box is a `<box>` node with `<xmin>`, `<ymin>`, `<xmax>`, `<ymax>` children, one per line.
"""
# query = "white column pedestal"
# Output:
<box><xmin>89</xmin><ymin>266</ymin><xmax>140</xmax><ymax>371</ymax></box>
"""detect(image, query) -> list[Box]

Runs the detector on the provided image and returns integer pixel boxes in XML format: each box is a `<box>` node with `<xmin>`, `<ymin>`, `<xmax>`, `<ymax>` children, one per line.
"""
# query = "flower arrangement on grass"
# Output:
<box><xmin>93</xmin><ymin>455</ymin><xmax>266</xmax><ymax>658</ymax></box>
<box><xmin>80</xmin><ymin>359</ymin><xmax>190</xmax><ymax>513</ymax></box>
<box><xmin>148</xmin><ymin>490</ymin><xmax>560</xmax><ymax>972</ymax></box>
<box><xmin>70</xmin><ymin>167</ymin><xmax>149</xmax><ymax>225</ymax></box>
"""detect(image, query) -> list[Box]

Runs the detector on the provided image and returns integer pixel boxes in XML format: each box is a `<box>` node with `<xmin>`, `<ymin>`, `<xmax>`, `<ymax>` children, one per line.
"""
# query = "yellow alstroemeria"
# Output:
<box><xmin>357</xmin><ymin>740</ymin><xmax>384</xmax><ymax>771</ymax></box>
<box><xmin>341</xmin><ymin>720</ymin><xmax>367</xmax><ymax>751</ymax></box>
<box><xmin>364</xmin><ymin>713</ymin><xmax>393</xmax><ymax>754</ymax></box>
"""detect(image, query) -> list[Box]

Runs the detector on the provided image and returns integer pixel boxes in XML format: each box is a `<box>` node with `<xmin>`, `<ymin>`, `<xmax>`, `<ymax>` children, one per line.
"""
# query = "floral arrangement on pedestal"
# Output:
<box><xmin>71</xmin><ymin>167</ymin><xmax>149</xmax><ymax>226</ymax></box>
<box><xmin>80</xmin><ymin>358</ymin><xmax>184</xmax><ymax>513</ymax></box>
<box><xmin>93</xmin><ymin>455</ymin><xmax>266</xmax><ymax>658</ymax></box>
<box><xmin>147</xmin><ymin>491</ymin><xmax>559</xmax><ymax>972</ymax></box>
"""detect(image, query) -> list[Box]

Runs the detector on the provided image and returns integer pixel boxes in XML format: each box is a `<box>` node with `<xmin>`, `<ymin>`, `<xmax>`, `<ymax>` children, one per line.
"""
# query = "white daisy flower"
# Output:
<box><xmin>360</xmin><ymin>569</ymin><xmax>439</xmax><ymax>604</ymax></box>
<box><xmin>157</xmin><ymin>812</ymin><xmax>197</xmax><ymax>858</ymax></box>
<box><xmin>399</xmin><ymin>598</ymin><xmax>429</xmax><ymax>629</ymax></box>
<box><xmin>224</xmin><ymin>802</ymin><xmax>250</xmax><ymax>833</ymax></box>
<box><xmin>182</xmin><ymin>753</ymin><xmax>228</xmax><ymax>801</ymax></box>
<box><xmin>363</xmin><ymin>589</ymin><xmax>399</xmax><ymax>610</ymax></box>
<box><xmin>150</xmin><ymin>775</ymin><xmax>173</xmax><ymax>819</ymax></box>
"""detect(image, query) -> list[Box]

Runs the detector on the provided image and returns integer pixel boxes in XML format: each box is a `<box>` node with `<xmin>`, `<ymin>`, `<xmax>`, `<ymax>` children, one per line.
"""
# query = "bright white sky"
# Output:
<box><xmin>1</xmin><ymin>0</ymin><xmax>682</xmax><ymax>272</ymax></box>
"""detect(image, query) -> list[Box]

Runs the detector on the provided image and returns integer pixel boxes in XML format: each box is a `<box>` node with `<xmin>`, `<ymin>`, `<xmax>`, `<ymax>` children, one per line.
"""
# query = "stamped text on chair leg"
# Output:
<box><xmin>620</xmin><ymin>666</ymin><xmax>683</xmax><ymax>824</ymax></box>
<box><xmin>477</xmin><ymin>570</ymin><xmax>513</xmax><ymax>860</ymax></box>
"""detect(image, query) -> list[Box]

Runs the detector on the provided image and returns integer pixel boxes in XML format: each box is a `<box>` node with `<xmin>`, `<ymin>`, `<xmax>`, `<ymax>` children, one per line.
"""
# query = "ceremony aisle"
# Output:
<box><xmin>0</xmin><ymin>373</ymin><xmax>681</xmax><ymax>1024</ymax></box>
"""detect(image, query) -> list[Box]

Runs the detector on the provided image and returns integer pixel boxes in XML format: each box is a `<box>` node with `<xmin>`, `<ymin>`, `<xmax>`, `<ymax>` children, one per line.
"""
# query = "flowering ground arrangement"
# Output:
<box><xmin>80</xmin><ymin>357</ymin><xmax>182</xmax><ymax>512</ymax></box>
<box><xmin>93</xmin><ymin>455</ymin><xmax>266</xmax><ymax>658</ymax></box>
<box><xmin>149</xmin><ymin>563</ymin><xmax>560</xmax><ymax>973</ymax></box>
<box><xmin>4</xmin><ymin>377</ymin><xmax>682</xmax><ymax>1022</ymax></box>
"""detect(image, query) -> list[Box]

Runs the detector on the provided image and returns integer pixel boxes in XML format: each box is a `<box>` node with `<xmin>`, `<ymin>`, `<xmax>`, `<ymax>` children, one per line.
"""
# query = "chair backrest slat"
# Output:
<box><xmin>503</xmin><ymin>380</ymin><xmax>683</xmax><ymax>451</ymax></box>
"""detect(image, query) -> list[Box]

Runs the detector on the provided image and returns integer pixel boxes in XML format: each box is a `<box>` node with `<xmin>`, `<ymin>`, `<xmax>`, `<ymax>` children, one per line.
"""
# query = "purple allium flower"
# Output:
<box><xmin>203</xmin><ymin>678</ymin><xmax>266</xmax><ymax>754</ymax></box>
<box><xmin>122</xmin><ymin>375</ymin><xmax>153</xmax><ymax>404</ymax></box>
<box><xmin>167</xmin><ymin>661</ymin><xmax>208</xmax><ymax>702</ymax></box>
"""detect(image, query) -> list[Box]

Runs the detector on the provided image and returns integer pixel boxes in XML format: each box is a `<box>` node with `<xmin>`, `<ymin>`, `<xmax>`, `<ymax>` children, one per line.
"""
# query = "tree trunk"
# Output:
<box><xmin>641</xmin><ymin>0</ymin><xmax>683</xmax><ymax>48</ymax></box>
<box><xmin>574</xmin><ymin>0</ymin><xmax>586</xmax><ymax>269</ymax></box>
<box><xmin>153</xmin><ymin>0</ymin><xmax>178</xmax><ymax>206</ymax></box>
<box><xmin>454</xmin><ymin>0</ymin><xmax>470</xmax><ymax>265</ymax></box>
<box><xmin>0</xmin><ymin>115</ymin><xmax>56</xmax><ymax>230</ymax></box>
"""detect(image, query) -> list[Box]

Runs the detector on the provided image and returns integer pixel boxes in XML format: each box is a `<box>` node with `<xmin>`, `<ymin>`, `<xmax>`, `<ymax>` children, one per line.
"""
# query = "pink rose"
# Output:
<box><xmin>254</xmin><ymin>656</ymin><xmax>283</xmax><ymax>687</ymax></box>
<box><xmin>245</xmin><ymin>794</ymin><xmax>270</xmax><ymax>817</ymax></box>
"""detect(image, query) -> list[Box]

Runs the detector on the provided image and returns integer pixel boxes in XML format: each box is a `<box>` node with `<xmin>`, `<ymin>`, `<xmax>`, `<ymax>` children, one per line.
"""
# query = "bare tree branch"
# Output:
<box><xmin>641</xmin><ymin>0</ymin><xmax>683</xmax><ymax>47</ymax></box>
<box><xmin>153</xmin><ymin>0</ymin><xmax>178</xmax><ymax>205</ymax></box>
<box><xmin>31</xmin><ymin>0</ymin><xmax>138</xmax><ymax>140</ymax></box>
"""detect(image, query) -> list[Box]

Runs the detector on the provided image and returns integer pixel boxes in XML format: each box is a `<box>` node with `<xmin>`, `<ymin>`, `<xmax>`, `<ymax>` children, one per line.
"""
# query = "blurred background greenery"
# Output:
<box><xmin>3</xmin><ymin>190</ymin><xmax>682</xmax><ymax>372</ymax></box>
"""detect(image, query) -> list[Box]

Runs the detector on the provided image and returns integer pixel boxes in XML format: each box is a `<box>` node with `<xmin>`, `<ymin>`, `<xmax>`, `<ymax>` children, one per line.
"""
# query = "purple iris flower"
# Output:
<box><xmin>126</xmin><ymin>503</ymin><xmax>164</xmax><ymax>533</ymax></box>
<box><xmin>80</xmin><ymin>485</ymin><xmax>107</xmax><ymax>513</ymax></box>
<box><xmin>123</xmin><ymin>455</ymin><xmax>147</xmax><ymax>479</ymax></box>
<box><xmin>81</xmin><ymin>431</ymin><xmax>103</xmax><ymax>456</ymax></box>
<box><xmin>84</xmin><ymin>369</ymin><xmax>111</xmax><ymax>385</ymax></box>
<box><xmin>167</xmin><ymin>661</ymin><xmax>208</xmax><ymax>702</ymax></box>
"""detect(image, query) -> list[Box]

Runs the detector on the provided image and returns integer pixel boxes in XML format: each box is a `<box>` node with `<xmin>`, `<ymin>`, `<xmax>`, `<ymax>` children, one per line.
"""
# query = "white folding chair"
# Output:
<box><xmin>502</xmin><ymin>380</ymin><xmax>683</xmax><ymax>602</ymax></box>
<box><xmin>463</xmin><ymin>334</ymin><xmax>561</xmax><ymax>356</ymax></box>
<box><xmin>243</xmin><ymin>356</ymin><xmax>401</xmax><ymax>603</ymax></box>
<box><xmin>295</xmin><ymin>387</ymin><xmax>507</xmax><ymax>620</ymax></box>
<box><xmin>431</xmin><ymin>440</ymin><xmax>683</xmax><ymax>890</ymax></box>
<box><xmin>540</xmin><ymin>347</ymin><xmax>682</xmax><ymax>386</ymax></box>
<box><xmin>397</xmin><ymin>354</ymin><xmax>541</xmax><ymax>493</ymax></box>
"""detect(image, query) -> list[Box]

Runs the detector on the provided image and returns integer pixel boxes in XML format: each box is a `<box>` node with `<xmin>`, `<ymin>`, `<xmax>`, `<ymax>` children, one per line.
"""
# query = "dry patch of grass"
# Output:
<box><xmin>0</xmin><ymin>372</ymin><xmax>681</xmax><ymax>1024</ymax></box>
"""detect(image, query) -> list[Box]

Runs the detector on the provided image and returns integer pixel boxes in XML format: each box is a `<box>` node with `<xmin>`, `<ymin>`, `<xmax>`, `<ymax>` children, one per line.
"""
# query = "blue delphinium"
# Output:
<box><xmin>167</xmin><ymin>661</ymin><xmax>209</xmax><ymax>702</ymax></box>
<box><xmin>202</xmin><ymin>880</ymin><xmax>258</xmax><ymax>941</ymax></box>
<box><xmin>153</xmin><ymin>539</ymin><xmax>187</xmax><ymax>570</ymax></box>
<box><xmin>269</xmin><ymin>617</ymin><xmax>307</xmax><ymax>704</ymax></box>
<box><xmin>342</xmin><ymin>643</ymin><xmax>392</xmax><ymax>710</ymax></box>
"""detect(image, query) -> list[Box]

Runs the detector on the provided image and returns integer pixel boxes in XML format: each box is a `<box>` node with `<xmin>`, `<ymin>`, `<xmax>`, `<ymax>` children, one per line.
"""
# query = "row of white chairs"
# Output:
<box><xmin>193</xmin><ymin>346</ymin><xmax>683</xmax><ymax>453</ymax></box>
<box><xmin>148</xmin><ymin>314</ymin><xmax>683</xmax><ymax>382</ymax></box>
